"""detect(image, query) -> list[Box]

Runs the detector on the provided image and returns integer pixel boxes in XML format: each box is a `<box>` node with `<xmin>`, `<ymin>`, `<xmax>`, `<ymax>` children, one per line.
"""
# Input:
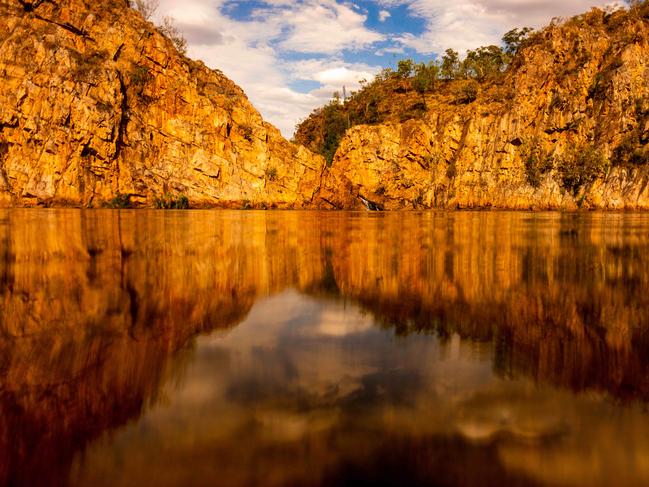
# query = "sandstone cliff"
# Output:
<box><xmin>0</xmin><ymin>0</ymin><xmax>325</xmax><ymax>208</ymax></box>
<box><xmin>298</xmin><ymin>5</ymin><xmax>649</xmax><ymax>210</ymax></box>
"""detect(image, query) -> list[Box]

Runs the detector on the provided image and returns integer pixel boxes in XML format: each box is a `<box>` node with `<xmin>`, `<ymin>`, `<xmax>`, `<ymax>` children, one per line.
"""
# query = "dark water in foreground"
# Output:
<box><xmin>1</xmin><ymin>210</ymin><xmax>649</xmax><ymax>487</ymax></box>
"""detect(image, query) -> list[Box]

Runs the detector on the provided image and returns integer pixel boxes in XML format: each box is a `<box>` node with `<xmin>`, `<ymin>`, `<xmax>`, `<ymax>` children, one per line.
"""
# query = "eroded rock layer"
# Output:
<box><xmin>0</xmin><ymin>0</ymin><xmax>325</xmax><ymax>208</ymax></box>
<box><xmin>306</xmin><ymin>7</ymin><xmax>649</xmax><ymax>210</ymax></box>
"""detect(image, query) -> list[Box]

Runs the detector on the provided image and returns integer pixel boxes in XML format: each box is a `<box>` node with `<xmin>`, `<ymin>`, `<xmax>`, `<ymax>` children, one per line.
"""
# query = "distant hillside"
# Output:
<box><xmin>298</xmin><ymin>2</ymin><xmax>649</xmax><ymax>210</ymax></box>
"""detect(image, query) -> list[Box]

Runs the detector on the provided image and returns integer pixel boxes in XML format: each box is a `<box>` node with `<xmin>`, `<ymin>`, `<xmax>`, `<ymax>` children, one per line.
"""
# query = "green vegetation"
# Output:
<box><xmin>154</xmin><ymin>194</ymin><xmax>189</xmax><ymax>209</ymax></box>
<box><xmin>613</xmin><ymin>132</ymin><xmax>648</xmax><ymax>166</ymax></box>
<box><xmin>520</xmin><ymin>139</ymin><xmax>554</xmax><ymax>188</ymax></box>
<box><xmin>297</xmin><ymin>26</ymin><xmax>534</xmax><ymax>163</ymax></box>
<box><xmin>440</xmin><ymin>49</ymin><xmax>461</xmax><ymax>79</ymax></box>
<box><xmin>71</xmin><ymin>49</ymin><xmax>109</xmax><ymax>83</ymax></box>
<box><xmin>610</xmin><ymin>97</ymin><xmax>649</xmax><ymax>166</ymax></box>
<box><xmin>454</xmin><ymin>80</ymin><xmax>479</xmax><ymax>104</ymax></box>
<box><xmin>106</xmin><ymin>193</ymin><xmax>132</xmax><ymax>209</ymax></box>
<box><xmin>557</xmin><ymin>145</ymin><xmax>609</xmax><ymax>195</ymax></box>
<box><xmin>321</xmin><ymin>98</ymin><xmax>349</xmax><ymax>166</ymax></box>
<box><xmin>130</xmin><ymin>65</ymin><xmax>151</xmax><ymax>87</ymax></box>
<box><xmin>502</xmin><ymin>27</ymin><xmax>535</xmax><ymax>56</ymax></box>
<box><xmin>240</xmin><ymin>124</ymin><xmax>254</xmax><ymax>142</ymax></box>
<box><xmin>462</xmin><ymin>46</ymin><xmax>508</xmax><ymax>81</ymax></box>
<box><xmin>265</xmin><ymin>166</ymin><xmax>278</xmax><ymax>181</ymax></box>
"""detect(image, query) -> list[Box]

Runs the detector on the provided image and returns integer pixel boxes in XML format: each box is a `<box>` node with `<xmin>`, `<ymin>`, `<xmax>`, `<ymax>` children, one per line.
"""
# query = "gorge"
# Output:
<box><xmin>0</xmin><ymin>0</ymin><xmax>647</xmax><ymax>209</ymax></box>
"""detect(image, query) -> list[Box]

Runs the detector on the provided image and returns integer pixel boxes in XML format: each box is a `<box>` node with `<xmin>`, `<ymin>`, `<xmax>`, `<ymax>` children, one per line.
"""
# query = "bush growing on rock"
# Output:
<box><xmin>454</xmin><ymin>80</ymin><xmax>479</xmax><ymax>104</ymax></box>
<box><xmin>154</xmin><ymin>194</ymin><xmax>189</xmax><ymax>209</ymax></box>
<box><xmin>557</xmin><ymin>145</ymin><xmax>609</xmax><ymax>195</ymax></box>
<box><xmin>520</xmin><ymin>138</ymin><xmax>555</xmax><ymax>188</ymax></box>
<box><xmin>265</xmin><ymin>166</ymin><xmax>278</xmax><ymax>181</ymax></box>
<box><xmin>106</xmin><ymin>193</ymin><xmax>132</xmax><ymax>209</ymax></box>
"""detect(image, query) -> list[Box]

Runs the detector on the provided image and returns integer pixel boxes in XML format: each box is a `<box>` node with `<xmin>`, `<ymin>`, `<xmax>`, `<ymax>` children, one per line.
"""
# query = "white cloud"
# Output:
<box><xmin>154</xmin><ymin>0</ymin><xmax>381</xmax><ymax>137</ymax></box>
<box><xmin>257</xmin><ymin>1</ymin><xmax>384</xmax><ymax>54</ymax></box>
<box><xmin>153</xmin><ymin>0</ymin><xmax>629</xmax><ymax>138</ymax></box>
<box><xmin>380</xmin><ymin>0</ymin><xmax>627</xmax><ymax>54</ymax></box>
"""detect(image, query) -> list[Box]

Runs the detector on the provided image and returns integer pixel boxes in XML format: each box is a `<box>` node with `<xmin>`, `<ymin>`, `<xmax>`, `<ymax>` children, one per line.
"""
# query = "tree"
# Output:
<box><xmin>502</xmin><ymin>27</ymin><xmax>534</xmax><ymax>57</ymax></box>
<box><xmin>411</xmin><ymin>62</ymin><xmax>439</xmax><ymax>108</ymax></box>
<box><xmin>321</xmin><ymin>98</ymin><xmax>348</xmax><ymax>166</ymax></box>
<box><xmin>396</xmin><ymin>59</ymin><xmax>415</xmax><ymax>78</ymax></box>
<box><xmin>159</xmin><ymin>16</ymin><xmax>188</xmax><ymax>55</ymax></box>
<box><xmin>130</xmin><ymin>0</ymin><xmax>159</xmax><ymax>20</ymax></box>
<box><xmin>462</xmin><ymin>45</ymin><xmax>507</xmax><ymax>81</ymax></box>
<box><xmin>440</xmin><ymin>49</ymin><xmax>460</xmax><ymax>79</ymax></box>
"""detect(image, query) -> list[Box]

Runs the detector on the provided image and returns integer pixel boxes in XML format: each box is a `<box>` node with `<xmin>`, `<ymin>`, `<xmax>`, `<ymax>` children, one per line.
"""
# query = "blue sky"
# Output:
<box><xmin>155</xmin><ymin>0</ymin><xmax>625</xmax><ymax>136</ymax></box>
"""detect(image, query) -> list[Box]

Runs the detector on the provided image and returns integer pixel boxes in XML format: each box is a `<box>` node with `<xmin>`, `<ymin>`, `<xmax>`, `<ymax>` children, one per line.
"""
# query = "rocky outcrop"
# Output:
<box><xmin>1</xmin><ymin>1</ymin><xmax>648</xmax><ymax>210</ymax></box>
<box><xmin>0</xmin><ymin>0</ymin><xmax>325</xmax><ymax>208</ymax></box>
<box><xmin>306</xmin><ymin>6</ymin><xmax>649</xmax><ymax>210</ymax></box>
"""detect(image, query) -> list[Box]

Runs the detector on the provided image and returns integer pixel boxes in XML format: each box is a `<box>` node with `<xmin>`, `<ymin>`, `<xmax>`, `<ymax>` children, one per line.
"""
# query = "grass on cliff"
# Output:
<box><xmin>154</xmin><ymin>194</ymin><xmax>190</xmax><ymax>209</ymax></box>
<box><xmin>106</xmin><ymin>193</ymin><xmax>133</xmax><ymax>209</ymax></box>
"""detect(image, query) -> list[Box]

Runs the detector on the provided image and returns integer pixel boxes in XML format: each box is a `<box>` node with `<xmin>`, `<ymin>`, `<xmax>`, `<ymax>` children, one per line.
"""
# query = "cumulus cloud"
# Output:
<box><xmin>256</xmin><ymin>1</ymin><xmax>384</xmax><ymax>54</ymax></box>
<box><xmin>380</xmin><ymin>0</ymin><xmax>627</xmax><ymax>54</ymax></box>
<box><xmin>154</xmin><ymin>0</ymin><xmax>380</xmax><ymax>136</ymax></box>
<box><xmin>153</xmin><ymin>0</ymin><xmax>629</xmax><ymax>137</ymax></box>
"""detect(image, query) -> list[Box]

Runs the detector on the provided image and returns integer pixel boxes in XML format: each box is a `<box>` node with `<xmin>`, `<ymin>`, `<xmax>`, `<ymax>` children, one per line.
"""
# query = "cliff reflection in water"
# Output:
<box><xmin>1</xmin><ymin>210</ymin><xmax>649</xmax><ymax>486</ymax></box>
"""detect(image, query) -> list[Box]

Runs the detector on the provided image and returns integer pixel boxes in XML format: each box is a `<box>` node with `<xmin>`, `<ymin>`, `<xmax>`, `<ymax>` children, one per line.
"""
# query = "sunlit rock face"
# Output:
<box><xmin>0</xmin><ymin>0</ymin><xmax>325</xmax><ymax>208</ymax></box>
<box><xmin>311</xmin><ymin>8</ymin><xmax>649</xmax><ymax>210</ymax></box>
<box><xmin>1</xmin><ymin>211</ymin><xmax>649</xmax><ymax>485</ymax></box>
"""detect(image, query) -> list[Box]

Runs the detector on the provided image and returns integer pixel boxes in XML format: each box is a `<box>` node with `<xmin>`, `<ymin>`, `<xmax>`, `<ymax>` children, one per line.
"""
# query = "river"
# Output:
<box><xmin>1</xmin><ymin>210</ymin><xmax>648</xmax><ymax>486</ymax></box>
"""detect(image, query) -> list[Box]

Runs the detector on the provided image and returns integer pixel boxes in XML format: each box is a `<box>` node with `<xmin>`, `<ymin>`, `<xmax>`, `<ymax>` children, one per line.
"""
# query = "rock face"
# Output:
<box><xmin>0</xmin><ymin>0</ymin><xmax>325</xmax><ymax>208</ymax></box>
<box><xmin>303</xmin><ymin>6</ymin><xmax>649</xmax><ymax>210</ymax></box>
<box><xmin>1</xmin><ymin>1</ymin><xmax>648</xmax><ymax>210</ymax></box>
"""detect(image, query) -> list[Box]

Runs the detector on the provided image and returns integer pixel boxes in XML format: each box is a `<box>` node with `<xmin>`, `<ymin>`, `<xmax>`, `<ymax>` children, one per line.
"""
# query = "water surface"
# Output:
<box><xmin>1</xmin><ymin>210</ymin><xmax>649</xmax><ymax>487</ymax></box>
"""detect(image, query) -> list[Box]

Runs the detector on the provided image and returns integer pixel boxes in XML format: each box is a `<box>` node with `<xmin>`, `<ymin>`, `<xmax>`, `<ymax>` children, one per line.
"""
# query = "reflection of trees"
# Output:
<box><xmin>0</xmin><ymin>210</ymin><xmax>648</xmax><ymax>485</ymax></box>
<box><xmin>321</xmin><ymin>213</ymin><xmax>649</xmax><ymax>402</ymax></box>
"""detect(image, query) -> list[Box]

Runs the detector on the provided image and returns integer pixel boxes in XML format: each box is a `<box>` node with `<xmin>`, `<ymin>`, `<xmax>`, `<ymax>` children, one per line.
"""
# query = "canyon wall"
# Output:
<box><xmin>0</xmin><ymin>0</ymin><xmax>325</xmax><ymax>208</ymax></box>
<box><xmin>305</xmin><ymin>7</ymin><xmax>649</xmax><ymax>210</ymax></box>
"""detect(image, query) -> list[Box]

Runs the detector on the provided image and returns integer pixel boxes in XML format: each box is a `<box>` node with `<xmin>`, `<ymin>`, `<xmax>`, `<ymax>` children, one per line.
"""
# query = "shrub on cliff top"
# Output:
<box><xmin>130</xmin><ymin>0</ymin><xmax>159</xmax><ymax>20</ymax></box>
<box><xmin>159</xmin><ymin>17</ymin><xmax>188</xmax><ymax>55</ymax></box>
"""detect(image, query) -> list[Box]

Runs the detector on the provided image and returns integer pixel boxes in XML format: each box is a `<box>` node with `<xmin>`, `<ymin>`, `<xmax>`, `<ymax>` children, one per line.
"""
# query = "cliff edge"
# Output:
<box><xmin>0</xmin><ymin>0</ymin><xmax>325</xmax><ymax>208</ymax></box>
<box><xmin>298</xmin><ymin>4</ymin><xmax>649</xmax><ymax>210</ymax></box>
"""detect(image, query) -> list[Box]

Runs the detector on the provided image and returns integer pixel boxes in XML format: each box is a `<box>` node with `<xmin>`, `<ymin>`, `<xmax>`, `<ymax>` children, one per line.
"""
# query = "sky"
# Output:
<box><xmin>154</xmin><ymin>0</ymin><xmax>626</xmax><ymax>137</ymax></box>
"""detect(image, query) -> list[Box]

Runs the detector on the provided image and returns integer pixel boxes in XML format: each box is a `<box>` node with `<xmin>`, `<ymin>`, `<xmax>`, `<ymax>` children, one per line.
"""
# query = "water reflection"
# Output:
<box><xmin>0</xmin><ymin>210</ymin><xmax>648</xmax><ymax>486</ymax></box>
